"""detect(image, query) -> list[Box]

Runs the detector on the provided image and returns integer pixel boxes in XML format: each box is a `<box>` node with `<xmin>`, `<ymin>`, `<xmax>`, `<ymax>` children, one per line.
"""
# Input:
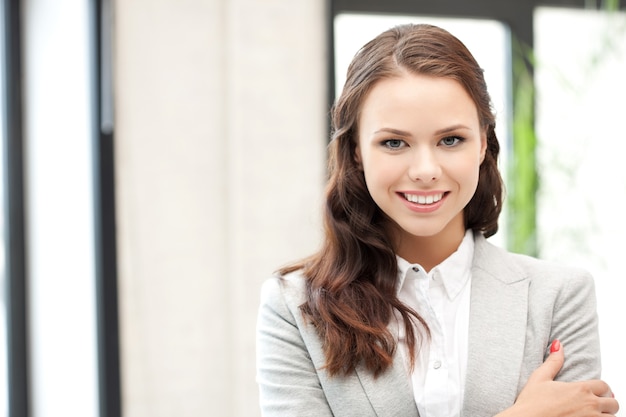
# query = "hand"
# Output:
<box><xmin>498</xmin><ymin>340</ymin><xmax>619</xmax><ymax>417</ymax></box>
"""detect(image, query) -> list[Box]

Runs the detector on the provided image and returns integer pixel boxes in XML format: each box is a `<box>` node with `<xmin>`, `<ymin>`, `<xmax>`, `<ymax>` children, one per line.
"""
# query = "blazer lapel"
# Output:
<box><xmin>462</xmin><ymin>235</ymin><xmax>530</xmax><ymax>417</ymax></box>
<box><xmin>355</xmin><ymin>355</ymin><xmax>420</xmax><ymax>417</ymax></box>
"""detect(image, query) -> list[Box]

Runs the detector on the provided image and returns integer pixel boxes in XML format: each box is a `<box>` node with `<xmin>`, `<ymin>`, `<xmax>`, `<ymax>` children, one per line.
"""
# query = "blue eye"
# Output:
<box><xmin>383</xmin><ymin>139</ymin><xmax>405</xmax><ymax>149</ymax></box>
<box><xmin>440</xmin><ymin>136</ymin><xmax>463</xmax><ymax>147</ymax></box>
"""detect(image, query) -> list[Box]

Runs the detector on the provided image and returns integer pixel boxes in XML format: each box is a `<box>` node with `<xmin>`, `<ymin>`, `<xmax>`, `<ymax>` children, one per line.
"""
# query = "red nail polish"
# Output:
<box><xmin>550</xmin><ymin>339</ymin><xmax>561</xmax><ymax>353</ymax></box>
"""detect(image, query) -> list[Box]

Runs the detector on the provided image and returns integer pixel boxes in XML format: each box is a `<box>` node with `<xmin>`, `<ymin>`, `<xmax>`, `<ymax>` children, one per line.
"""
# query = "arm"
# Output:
<box><xmin>498</xmin><ymin>270</ymin><xmax>618</xmax><ymax>416</ymax></box>
<box><xmin>256</xmin><ymin>277</ymin><xmax>334</xmax><ymax>417</ymax></box>
<box><xmin>496</xmin><ymin>341</ymin><xmax>618</xmax><ymax>417</ymax></box>
<box><xmin>549</xmin><ymin>269</ymin><xmax>601</xmax><ymax>381</ymax></box>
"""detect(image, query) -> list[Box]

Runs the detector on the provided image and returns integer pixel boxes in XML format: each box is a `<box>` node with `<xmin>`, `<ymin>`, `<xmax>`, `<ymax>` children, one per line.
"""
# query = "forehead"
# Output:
<box><xmin>358</xmin><ymin>73</ymin><xmax>480</xmax><ymax>132</ymax></box>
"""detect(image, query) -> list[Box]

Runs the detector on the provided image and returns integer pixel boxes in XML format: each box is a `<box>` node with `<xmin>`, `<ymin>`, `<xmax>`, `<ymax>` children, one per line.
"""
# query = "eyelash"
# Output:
<box><xmin>380</xmin><ymin>136</ymin><xmax>465</xmax><ymax>150</ymax></box>
<box><xmin>440</xmin><ymin>136</ymin><xmax>465</xmax><ymax>147</ymax></box>
<box><xmin>381</xmin><ymin>139</ymin><xmax>406</xmax><ymax>150</ymax></box>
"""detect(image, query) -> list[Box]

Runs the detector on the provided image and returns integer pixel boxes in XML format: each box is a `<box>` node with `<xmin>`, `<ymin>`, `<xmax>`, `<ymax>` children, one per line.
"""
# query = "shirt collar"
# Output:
<box><xmin>396</xmin><ymin>229</ymin><xmax>475</xmax><ymax>300</ymax></box>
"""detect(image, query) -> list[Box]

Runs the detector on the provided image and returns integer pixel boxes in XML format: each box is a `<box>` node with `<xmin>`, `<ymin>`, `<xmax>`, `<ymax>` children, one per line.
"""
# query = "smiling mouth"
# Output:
<box><xmin>402</xmin><ymin>192</ymin><xmax>445</xmax><ymax>205</ymax></box>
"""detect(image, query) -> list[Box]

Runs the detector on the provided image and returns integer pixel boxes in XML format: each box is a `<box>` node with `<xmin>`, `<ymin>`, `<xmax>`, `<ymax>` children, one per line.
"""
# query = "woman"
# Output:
<box><xmin>256</xmin><ymin>23</ymin><xmax>618</xmax><ymax>416</ymax></box>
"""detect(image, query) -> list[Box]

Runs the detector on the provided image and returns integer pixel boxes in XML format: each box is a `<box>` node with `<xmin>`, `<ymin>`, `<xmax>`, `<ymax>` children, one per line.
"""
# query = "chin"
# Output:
<box><xmin>397</xmin><ymin>224</ymin><xmax>448</xmax><ymax>239</ymax></box>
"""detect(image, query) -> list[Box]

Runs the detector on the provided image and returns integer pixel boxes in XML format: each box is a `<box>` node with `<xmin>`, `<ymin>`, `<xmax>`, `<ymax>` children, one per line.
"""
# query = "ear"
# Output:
<box><xmin>354</xmin><ymin>142</ymin><xmax>363</xmax><ymax>170</ymax></box>
<box><xmin>479</xmin><ymin>128</ymin><xmax>488</xmax><ymax>164</ymax></box>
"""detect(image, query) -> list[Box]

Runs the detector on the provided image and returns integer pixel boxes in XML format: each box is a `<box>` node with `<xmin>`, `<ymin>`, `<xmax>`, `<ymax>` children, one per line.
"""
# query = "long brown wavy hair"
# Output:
<box><xmin>279</xmin><ymin>23</ymin><xmax>504</xmax><ymax>377</ymax></box>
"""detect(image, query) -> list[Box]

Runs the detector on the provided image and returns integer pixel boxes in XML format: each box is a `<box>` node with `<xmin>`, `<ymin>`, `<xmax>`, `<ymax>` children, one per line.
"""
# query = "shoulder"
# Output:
<box><xmin>261</xmin><ymin>270</ymin><xmax>308</xmax><ymax>306</ymax></box>
<box><xmin>474</xmin><ymin>233</ymin><xmax>594</xmax><ymax>291</ymax></box>
<box><xmin>509</xmin><ymin>251</ymin><xmax>592</xmax><ymax>281</ymax></box>
<box><xmin>259</xmin><ymin>270</ymin><xmax>309</xmax><ymax>327</ymax></box>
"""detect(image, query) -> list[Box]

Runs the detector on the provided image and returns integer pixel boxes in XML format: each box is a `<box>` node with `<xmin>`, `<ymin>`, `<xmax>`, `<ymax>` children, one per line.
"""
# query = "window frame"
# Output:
<box><xmin>92</xmin><ymin>0</ymin><xmax>121</xmax><ymax>416</ymax></box>
<box><xmin>2</xmin><ymin>0</ymin><xmax>29</xmax><ymax>415</ymax></box>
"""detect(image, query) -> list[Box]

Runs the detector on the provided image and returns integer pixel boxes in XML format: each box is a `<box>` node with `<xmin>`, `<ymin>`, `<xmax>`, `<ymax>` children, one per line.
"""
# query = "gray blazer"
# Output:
<box><xmin>256</xmin><ymin>233</ymin><xmax>601</xmax><ymax>417</ymax></box>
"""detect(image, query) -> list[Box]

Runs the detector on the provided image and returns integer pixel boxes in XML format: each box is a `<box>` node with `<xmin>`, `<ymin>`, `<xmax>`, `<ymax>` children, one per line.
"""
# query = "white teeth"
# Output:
<box><xmin>404</xmin><ymin>193</ymin><xmax>443</xmax><ymax>205</ymax></box>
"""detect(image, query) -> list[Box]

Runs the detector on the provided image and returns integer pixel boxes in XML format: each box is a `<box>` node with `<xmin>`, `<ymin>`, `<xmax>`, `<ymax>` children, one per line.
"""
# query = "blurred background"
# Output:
<box><xmin>0</xmin><ymin>0</ymin><xmax>624</xmax><ymax>416</ymax></box>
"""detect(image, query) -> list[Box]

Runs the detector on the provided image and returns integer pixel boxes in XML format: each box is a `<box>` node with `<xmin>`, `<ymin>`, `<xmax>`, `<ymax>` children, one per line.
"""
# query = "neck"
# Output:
<box><xmin>395</xmin><ymin>221</ymin><xmax>467</xmax><ymax>273</ymax></box>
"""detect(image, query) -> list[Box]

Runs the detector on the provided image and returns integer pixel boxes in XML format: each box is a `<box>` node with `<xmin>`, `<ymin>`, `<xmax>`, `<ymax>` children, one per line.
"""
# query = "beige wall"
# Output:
<box><xmin>113</xmin><ymin>1</ymin><xmax>327</xmax><ymax>415</ymax></box>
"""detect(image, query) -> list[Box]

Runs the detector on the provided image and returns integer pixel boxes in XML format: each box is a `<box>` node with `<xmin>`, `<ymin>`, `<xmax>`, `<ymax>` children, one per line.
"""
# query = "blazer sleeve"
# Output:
<box><xmin>548</xmin><ymin>268</ymin><xmax>601</xmax><ymax>381</ymax></box>
<box><xmin>255</xmin><ymin>277</ymin><xmax>334</xmax><ymax>417</ymax></box>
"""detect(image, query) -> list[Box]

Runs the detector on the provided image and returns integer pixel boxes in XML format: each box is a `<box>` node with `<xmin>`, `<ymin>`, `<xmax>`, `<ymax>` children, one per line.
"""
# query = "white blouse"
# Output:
<box><xmin>395</xmin><ymin>229</ymin><xmax>474</xmax><ymax>417</ymax></box>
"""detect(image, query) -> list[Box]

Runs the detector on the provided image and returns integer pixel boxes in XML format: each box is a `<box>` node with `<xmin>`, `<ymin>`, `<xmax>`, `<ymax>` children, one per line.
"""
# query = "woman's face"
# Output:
<box><xmin>356</xmin><ymin>72</ymin><xmax>486</xmax><ymax>252</ymax></box>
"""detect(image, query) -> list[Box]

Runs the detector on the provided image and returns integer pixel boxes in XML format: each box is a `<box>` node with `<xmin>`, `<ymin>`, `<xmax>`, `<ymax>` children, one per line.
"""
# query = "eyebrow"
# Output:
<box><xmin>373</xmin><ymin>124</ymin><xmax>472</xmax><ymax>137</ymax></box>
<box><xmin>373</xmin><ymin>128</ymin><xmax>411</xmax><ymax>136</ymax></box>
<box><xmin>435</xmin><ymin>124</ymin><xmax>472</xmax><ymax>135</ymax></box>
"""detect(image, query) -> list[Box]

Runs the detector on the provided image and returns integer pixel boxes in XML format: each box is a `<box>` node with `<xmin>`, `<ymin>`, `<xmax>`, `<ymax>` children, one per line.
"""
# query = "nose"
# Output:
<box><xmin>408</xmin><ymin>149</ymin><xmax>442</xmax><ymax>182</ymax></box>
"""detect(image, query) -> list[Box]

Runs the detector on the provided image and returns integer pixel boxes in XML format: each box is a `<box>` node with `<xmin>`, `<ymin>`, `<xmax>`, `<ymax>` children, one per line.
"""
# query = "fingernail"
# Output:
<box><xmin>550</xmin><ymin>339</ymin><xmax>561</xmax><ymax>353</ymax></box>
<box><xmin>611</xmin><ymin>392</ymin><xmax>615</xmax><ymax>398</ymax></box>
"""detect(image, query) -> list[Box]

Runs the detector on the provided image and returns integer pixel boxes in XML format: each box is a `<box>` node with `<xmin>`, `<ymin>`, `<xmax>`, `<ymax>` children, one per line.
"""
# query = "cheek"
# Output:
<box><xmin>450</xmin><ymin>157</ymin><xmax>481</xmax><ymax>187</ymax></box>
<box><xmin>362</xmin><ymin>157</ymin><xmax>404</xmax><ymax>189</ymax></box>
<box><xmin>460</xmin><ymin>148</ymin><xmax>483</xmax><ymax>171</ymax></box>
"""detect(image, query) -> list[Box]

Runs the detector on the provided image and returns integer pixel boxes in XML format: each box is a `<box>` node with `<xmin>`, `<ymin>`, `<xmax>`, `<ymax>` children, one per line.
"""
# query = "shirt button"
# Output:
<box><xmin>412</xmin><ymin>266</ymin><xmax>419</xmax><ymax>272</ymax></box>
<box><xmin>433</xmin><ymin>360</ymin><xmax>442</xmax><ymax>369</ymax></box>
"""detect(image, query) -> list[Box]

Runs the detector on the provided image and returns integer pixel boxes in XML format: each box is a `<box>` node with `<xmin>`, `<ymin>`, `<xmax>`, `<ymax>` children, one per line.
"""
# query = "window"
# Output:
<box><xmin>22</xmin><ymin>0</ymin><xmax>100</xmax><ymax>414</ymax></box>
<box><xmin>534</xmin><ymin>5</ymin><xmax>626</xmax><ymax>399</ymax></box>
<box><xmin>3</xmin><ymin>1</ymin><xmax>121</xmax><ymax>416</ymax></box>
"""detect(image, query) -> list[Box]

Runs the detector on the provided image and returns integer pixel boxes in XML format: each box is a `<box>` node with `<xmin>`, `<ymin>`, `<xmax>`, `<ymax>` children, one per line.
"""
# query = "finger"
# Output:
<box><xmin>600</xmin><ymin>389</ymin><xmax>614</xmax><ymax>399</ymax></box>
<box><xmin>597</xmin><ymin>396</ymin><xmax>619</xmax><ymax>415</ymax></box>
<box><xmin>585</xmin><ymin>379</ymin><xmax>613</xmax><ymax>398</ymax></box>
<box><xmin>527</xmin><ymin>340</ymin><xmax>564</xmax><ymax>383</ymax></box>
